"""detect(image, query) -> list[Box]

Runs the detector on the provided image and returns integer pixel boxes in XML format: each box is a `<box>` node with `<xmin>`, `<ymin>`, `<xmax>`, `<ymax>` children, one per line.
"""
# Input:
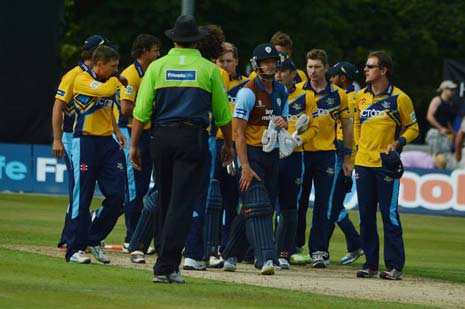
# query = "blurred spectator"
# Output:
<box><xmin>401</xmin><ymin>151</ymin><xmax>447</xmax><ymax>169</ymax></box>
<box><xmin>425</xmin><ymin>80</ymin><xmax>457</xmax><ymax>153</ymax></box>
<box><xmin>455</xmin><ymin>116</ymin><xmax>465</xmax><ymax>162</ymax></box>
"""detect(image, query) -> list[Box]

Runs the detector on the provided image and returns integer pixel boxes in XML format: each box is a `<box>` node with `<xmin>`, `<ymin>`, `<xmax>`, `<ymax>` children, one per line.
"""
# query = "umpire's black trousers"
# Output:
<box><xmin>151</xmin><ymin>124</ymin><xmax>210</xmax><ymax>276</ymax></box>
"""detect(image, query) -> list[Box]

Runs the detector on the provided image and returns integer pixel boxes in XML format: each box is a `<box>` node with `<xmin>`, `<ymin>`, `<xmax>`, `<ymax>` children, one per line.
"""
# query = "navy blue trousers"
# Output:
<box><xmin>65</xmin><ymin>136</ymin><xmax>126</xmax><ymax>260</ymax></box>
<box><xmin>355</xmin><ymin>165</ymin><xmax>405</xmax><ymax>271</ymax></box>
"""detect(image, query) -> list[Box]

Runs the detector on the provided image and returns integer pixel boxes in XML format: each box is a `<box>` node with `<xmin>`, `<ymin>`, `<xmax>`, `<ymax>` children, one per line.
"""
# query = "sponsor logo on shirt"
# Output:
<box><xmin>90</xmin><ymin>81</ymin><xmax>101</xmax><ymax>89</ymax></box>
<box><xmin>165</xmin><ymin>70</ymin><xmax>197</xmax><ymax>81</ymax></box>
<box><xmin>360</xmin><ymin>109</ymin><xmax>387</xmax><ymax>118</ymax></box>
<box><xmin>125</xmin><ymin>86</ymin><xmax>134</xmax><ymax>95</ymax></box>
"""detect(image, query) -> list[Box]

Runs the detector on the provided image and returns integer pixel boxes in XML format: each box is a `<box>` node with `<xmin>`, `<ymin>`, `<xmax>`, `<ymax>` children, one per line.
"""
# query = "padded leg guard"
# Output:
<box><xmin>276</xmin><ymin>209</ymin><xmax>298</xmax><ymax>259</ymax></box>
<box><xmin>128</xmin><ymin>191</ymin><xmax>158</xmax><ymax>253</ymax></box>
<box><xmin>221</xmin><ymin>213</ymin><xmax>249</xmax><ymax>260</ymax></box>
<box><xmin>204</xmin><ymin>179</ymin><xmax>223</xmax><ymax>258</ymax></box>
<box><xmin>243</xmin><ymin>184</ymin><xmax>276</xmax><ymax>269</ymax></box>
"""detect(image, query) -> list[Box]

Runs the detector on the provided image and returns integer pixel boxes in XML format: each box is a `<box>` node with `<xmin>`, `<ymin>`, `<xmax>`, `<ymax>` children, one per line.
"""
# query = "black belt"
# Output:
<box><xmin>153</xmin><ymin>121</ymin><xmax>205</xmax><ymax>129</ymax></box>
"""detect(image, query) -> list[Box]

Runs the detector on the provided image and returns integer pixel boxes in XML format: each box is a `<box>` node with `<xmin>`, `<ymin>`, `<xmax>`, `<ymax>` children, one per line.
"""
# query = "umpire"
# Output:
<box><xmin>130</xmin><ymin>15</ymin><xmax>233</xmax><ymax>284</ymax></box>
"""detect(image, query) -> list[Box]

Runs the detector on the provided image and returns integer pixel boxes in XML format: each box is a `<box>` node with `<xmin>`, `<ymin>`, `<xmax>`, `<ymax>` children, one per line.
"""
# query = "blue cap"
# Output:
<box><xmin>83</xmin><ymin>35</ymin><xmax>115</xmax><ymax>52</ymax></box>
<box><xmin>327</xmin><ymin>61</ymin><xmax>358</xmax><ymax>81</ymax></box>
<box><xmin>280</xmin><ymin>58</ymin><xmax>296</xmax><ymax>71</ymax></box>
<box><xmin>252</xmin><ymin>43</ymin><xmax>280</xmax><ymax>62</ymax></box>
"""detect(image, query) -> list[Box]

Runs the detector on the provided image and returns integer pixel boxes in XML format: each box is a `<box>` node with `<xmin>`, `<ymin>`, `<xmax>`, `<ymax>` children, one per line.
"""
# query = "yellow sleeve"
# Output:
<box><xmin>219</xmin><ymin>67</ymin><xmax>230</xmax><ymax>92</ymax></box>
<box><xmin>299</xmin><ymin>91</ymin><xmax>319</xmax><ymax>143</ymax></box>
<box><xmin>74</xmin><ymin>73</ymin><xmax>121</xmax><ymax>98</ymax></box>
<box><xmin>338</xmin><ymin>88</ymin><xmax>350</xmax><ymax>119</ymax></box>
<box><xmin>120</xmin><ymin>67</ymin><xmax>139</xmax><ymax>102</ymax></box>
<box><xmin>56</xmin><ymin>67</ymin><xmax>78</xmax><ymax>102</ymax></box>
<box><xmin>297</xmin><ymin>69</ymin><xmax>308</xmax><ymax>83</ymax></box>
<box><xmin>398</xmin><ymin>93</ymin><xmax>420</xmax><ymax>144</ymax></box>
<box><xmin>354</xmin><ymin>92</ymin><xmax>361</xmax><ymax>149</ymax></box>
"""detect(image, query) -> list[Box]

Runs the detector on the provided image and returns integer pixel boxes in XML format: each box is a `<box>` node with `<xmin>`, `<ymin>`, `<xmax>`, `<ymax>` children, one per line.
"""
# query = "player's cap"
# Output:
<box><xmin>83</xmin><ymin>35</ymin><xmax>115</xmax><ymax>52</ymax></box>
<box><xmin>327</xmin><ymin>61</ymin><xmax>358</xmax><ymax>81</ymax></box>
<box><xmin>437</xmin><ymin>80</ymin><xmax>457</xmax><ymax>92</ymax></box>
<box><xmin>280</xmin><ymin>58</ymin><xmax>296</xmax><ymax>71</ymax></box>
<box><xmin>165</xmin><ymin>15</ymin><xmax>207</xmax><ymax>43</ymax></box>
<box><xmin>380</xmin><ymin>151</ymin><xmax>404</xmax><ymax>179</ymax></box>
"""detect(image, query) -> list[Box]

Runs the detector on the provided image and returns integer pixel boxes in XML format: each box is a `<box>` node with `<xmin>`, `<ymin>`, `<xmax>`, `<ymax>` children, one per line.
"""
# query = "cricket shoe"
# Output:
<box><xmin>356</xmin><ymin>268</ymin><xmax>377</xmax><ymax>278</ymax></box>
<box><xmin>311</xmin><ymin>251</ymin><xmax>329</xmax><ymax>268</ymax></box>
<box><xmin>122</xmin><ymin>242</ymin><xmax>130</xmax><ymax>253</ymax></box>
<box><xmin>278</xmin><ymin>258</ymin><xmax>290</xmax><ymax>270</ymax></box>
<box><xmin>69</xmin><ymin>250</ymin><xmax>91</xmax><ymax>264</ymax></box>
<box><xmin>340</xmin><ymin>248</ymin><xmax>364</xmax><ymax>265</ymax></box>
<box><xmin>223</xmin><ymin>257</ymin><xmax>237</xmax><ymax>272</ymax></box>
<box><xmin>208</xmin><ymin>255</ymin><xmax>224</xmax><ymax>268</ymax></box>
<box><xmin>130</xmin><ymin>251</ymin><xmax>145</xmax><ymax>264</ymax></box>
<box><xmin>146</xmin><ymin>246</ymin><xmax>156</xmax><ymax>255</ymax></box>
<box><xmin>182</xmin><ymin>258</ymin><xmax>206</xmax><ymax>271</ymax></box>
<box><xmin>380</xmin><ymin>268</ymin><xmax>403</xmax><ymax>280</ymax></box>
<box><xmin>88</xmin><ymin>243</ymin><xmax>111</xmax><ymax>264</ymax></box>
<box><xmin>289</xmin><ymin>253</ymin><xmax>311</xmax><ymax>265</ymax></box>
<box><xmin>153</xmin><ymin>271</ymin><xmax>185</xmax><ymax>284</ymax></box>
<box><xmin>260</xmin><ymin>259</ymin><xmax>275</xmax><ymax>275</ymax></box>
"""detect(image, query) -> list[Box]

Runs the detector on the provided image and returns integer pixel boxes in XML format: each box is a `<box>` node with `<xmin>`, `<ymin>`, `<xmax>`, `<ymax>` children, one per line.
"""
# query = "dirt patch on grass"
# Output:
<box><xmin>3</xmin><ymin>244</ymin><xmax>464</xmax><ymax>308</ymax></box>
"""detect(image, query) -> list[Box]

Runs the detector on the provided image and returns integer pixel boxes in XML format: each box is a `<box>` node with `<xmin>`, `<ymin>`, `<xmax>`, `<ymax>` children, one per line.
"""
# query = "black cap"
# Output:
<box><xmin>380</xmin><ymin>151</ymin><xmax>404</xmax><ymax>179</ymax></box>
<box><xmin>165</xmin><ymin>15</ymin><xmax>208</xmax><ymax>43</ymax></box>
<box><xmin>83</xmin><ymin>35</ymin><xmax>114</xmax><ymax>52</ymax></box>
<box><xmin>327</xmin><ymin>61</ymin><xmax>358</xmax><ymax>81</ymax></box>
<box><xmin>280</xmin><ymin>58</ymin><xmax>296</xmax><ymax>71</ymax></box>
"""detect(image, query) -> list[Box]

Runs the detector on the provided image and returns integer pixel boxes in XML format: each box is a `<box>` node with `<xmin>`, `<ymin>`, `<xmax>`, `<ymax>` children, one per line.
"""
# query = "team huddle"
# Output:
<box><xmin>52</xmin><ymin>15</ymin><xmax>419</xmax><ymax>284</ymax></box>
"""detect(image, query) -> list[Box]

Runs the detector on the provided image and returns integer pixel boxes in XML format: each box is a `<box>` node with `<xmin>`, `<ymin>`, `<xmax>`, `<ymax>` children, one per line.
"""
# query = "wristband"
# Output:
<box><xmin>343</xmin><ymin>148</ymin><xmax>352</xmax><ymax>156</ymax></box>
<box><xmin>398</xmin><ymin>137</ymin><xmax>407</xmax><ymax>147</ymax></box>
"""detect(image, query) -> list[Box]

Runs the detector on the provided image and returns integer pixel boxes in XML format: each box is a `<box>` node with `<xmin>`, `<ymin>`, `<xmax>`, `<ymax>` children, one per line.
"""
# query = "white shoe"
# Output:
<box><xmin>311</xmin><ymin>251</ymin><xmax>328</xmax><ymax>268</ymax></box>
<box><xmin>340</xmin><ymin>248</ymin><xmax>364</xmax><ymax>265</ymax></box>
<box><xmin>146</xmin><ymin>246</ymin><xmax>156</xmax><ymax>255</ymax></box>
<box><xmin>278</xmin><ymin>258</ymin><xmax>290</xmax><ymax>270</ymax></box>
<box><xmin>122</xmin><ymin>242</ymin><xmax>130</xmax><ymax>253</ymax></box>
<box><xmin>183</xmin><ymin>258</ymin><xmax>206</xmax><ymax>271</ymax></box>
<box><xmin>260</xmin><ymin>259</ymin><xmax>275</xmax><ymax>275</ymax></box>
<box><xmin>130</xmin><ymin>251</ymin><xmax>146</xmax><ymax>264</ymax></box>
<box><xmin>223</xmin><ymin>257</ymin><xmax>237</xmax><ymax>272</ymax></box>
<box><xmin>69</xmin><ymin>250</ymin><xmax>91</xmax><ymax>264</ymax></box>
<box><xmin>208</xmin><ymin>255</ymin><xmax>224</xmax><ymax>268</ymax></box>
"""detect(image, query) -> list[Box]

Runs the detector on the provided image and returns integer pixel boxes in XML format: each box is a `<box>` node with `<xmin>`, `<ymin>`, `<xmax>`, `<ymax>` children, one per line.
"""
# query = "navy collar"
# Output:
<box><xmin>288</xmin><ymin>84</ymin><xmax>296</xmax><ymax>94</ymax></box>
<box><xmin>364</xmin><ymin>82</ymin><xmax>394</xmax><ymax>96</ymax></box>
<box><xmin>303</xmin><ymin>80</ymin><xmax>332</xmax><ymax>94</ymax></box>
<box><xmin>345</xmin><ymin>84</ymin><xmax>355</xmax><ymax>94</ymax></box>
<box><xmin>78</xmin><ymin>61</ymin><xmax>91</xmax><ymax>72</ymax></box>
<box><xmin>134</xmin><ymin>60</ymin><xmax>145</xmax><ymax>77</ymax></box>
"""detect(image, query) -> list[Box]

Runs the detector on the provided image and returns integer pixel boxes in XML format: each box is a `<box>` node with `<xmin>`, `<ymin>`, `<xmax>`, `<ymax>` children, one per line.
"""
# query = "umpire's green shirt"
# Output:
<box><xmin>133</xmin><ymin>48</ymin><xmax>232</xmax><ymax>128</ymax></box>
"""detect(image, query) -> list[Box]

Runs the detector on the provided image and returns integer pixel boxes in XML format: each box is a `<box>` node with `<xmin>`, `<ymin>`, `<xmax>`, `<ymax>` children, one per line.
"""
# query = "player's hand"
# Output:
<box><xmin>130</xmin><ymin>146</ymin><xmax>142</xmax><ymax>171</ymax></box>
<box><xmin>342</xmin><ymin>156</ymin><xmax>353</xmax><ymax>177</ymax></box>
<box><xmin>220</xmin><ymin>144</ymin><xmax>234</xmax><ymax>167</ymax></box>
<box><xmin>386</xmin><ymin>141</ymin><xmax>401</xmax><ymax>154</ymax></box>
<box><xmin>118</xmin><ymin>75</ymin><xmax>128</xmax><ymax>87</ymax></box>
<box><xmin>439</xmin><ymin>127</ymin><xmax>448</xmax><ymax>135</ymax></box>
<box><xmin>115</xmin><ymin>131</ymin><xmax>127</xmax><ymax>149</ymax></box>
<box><xmin>52</xmin><ymin>139</ymin><xmax>65</xmax><ymax>159</ymax></box>
<box><xmin>239</xmin><ymin>164</ymin><xmax>261</xmax><ymax>192</ymax></box>
<box><xmin>273</xmin><ymin>116</ymin><xmax>287</xmax><ymax>129</ymax></box>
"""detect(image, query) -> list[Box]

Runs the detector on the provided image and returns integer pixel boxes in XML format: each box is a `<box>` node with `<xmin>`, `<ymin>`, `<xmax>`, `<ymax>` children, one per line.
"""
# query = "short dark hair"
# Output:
<box><xmin>270</xmin><ymin>31</ymin><xmax>293</xmax><ymax>49</ymax></box>
<box><xmin>131</xmin><ymin>34</ymin><xmax>161</xmax><ymax>59</ymax></box>
<box><xmin>92</xmin><ymin>46</ymin><xmax>120</xmax><ymax>64</ymax></box>
<box><xmin>196</xmin><ymin>24</ymin><xmax>225</xmax><ymax>60</ymax></box>
<box><xmin>306</xmin><ymin>49</ymin><xmax>328</xmax><ymax>66</ymax></box>
<box><xmin>368</xmin><ymin>50</ymin><xmax>393</xmax><ymax>77</ymax></box>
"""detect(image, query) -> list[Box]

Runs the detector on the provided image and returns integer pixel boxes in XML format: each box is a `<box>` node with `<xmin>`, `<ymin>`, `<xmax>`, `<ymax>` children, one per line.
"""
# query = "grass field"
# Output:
<box><xmin>0</xmin><ymin>193</ymin><xmax>464</xmax><ymax>308</ymax></box>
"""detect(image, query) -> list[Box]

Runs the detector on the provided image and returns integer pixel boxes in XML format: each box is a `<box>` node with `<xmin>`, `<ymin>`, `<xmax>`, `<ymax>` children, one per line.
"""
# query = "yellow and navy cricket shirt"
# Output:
<box><xmin>55</xmin><ymin>62</ymin><xmax>91</xmax><ymax>133</ymax></box>
<box><xmin>73</xmin><ymin>70</ymin><xmax>121</xmax><ymax>136</ymax></box>
<box><xmin>354</xmin><ymin>83</ymin><xmax>419</xmax><ymax>167</ymax></box>
<box><xmin>297</xmin><ymin>81</ymin><xmax>350</xmax><ymax>151</ymax></box>
<box><xmin>286</xmin><ymin>85</ymin><xmax>318</xmax><ymax>152</ymax></box>
<box><xmin>113</xmin><ymin>60</ymin><xmax>150</xmax><ymax>130</ymax></box>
